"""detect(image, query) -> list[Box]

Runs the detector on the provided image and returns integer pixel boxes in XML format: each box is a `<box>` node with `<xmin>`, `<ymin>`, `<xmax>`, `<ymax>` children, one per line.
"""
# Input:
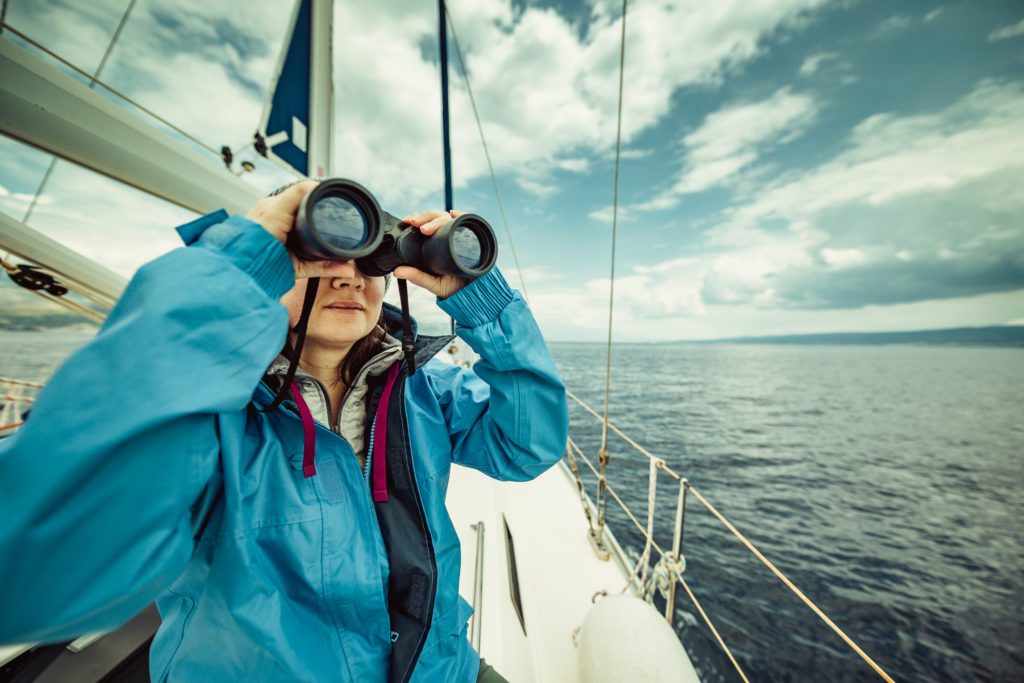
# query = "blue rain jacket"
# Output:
<box><xmin>0</xmin><ymin>212</ymin><xmax>569</xmax><ymax>682</ymax></box>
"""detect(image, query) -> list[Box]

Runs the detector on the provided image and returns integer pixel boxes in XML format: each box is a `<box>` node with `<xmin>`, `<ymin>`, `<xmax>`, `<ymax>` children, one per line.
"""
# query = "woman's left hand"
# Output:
<box><xmin>394</xmin><ymin>210</ymin><xmax>473</xmax><ymax>299</ymax></box>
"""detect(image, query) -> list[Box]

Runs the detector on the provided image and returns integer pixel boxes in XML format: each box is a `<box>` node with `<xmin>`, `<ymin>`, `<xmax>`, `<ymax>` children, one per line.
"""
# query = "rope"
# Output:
<box><xmin>564</xmin><ymin>437</ymin><xmax>597</xmax><ymax>535</ymax></box>
<box><xmin>643</xmin><ymin>553</ymin><xmax>686</xmax><ymax>604</ymax></box>
<box><xmin>440</xmin><ymin>2</ymin><xmax>529</xmax><ymax>303</ymax></box>
<box><xmin>1</xmin><ymin>257</ymin><xmax>112</xmax><ymax>321</ymax></box>
<box><xmin>23</xmin><ymin>288</ymin><xmax>105</xmax><ymax>323</ymax></box>
<box><xmin>624</xmin><ymin>455</ymin><xmax>660</xmax><ymax>592</ymax></box>
<box><xmin>567</xmin><ymin>437</ymin><xmax>665</xmax><ymax>555</ymax></box>
<box><xmin>678</xmin><ymin>578</ymin><xmax>751</xmax><ymax>683</ymax></box>
<box><xmin>566</xmin><ymin>392</ymin><xmax>891</xmax><ymax>681</ymax></box>
<box><xmin>0</xmin><ymin>378</ymin><xmax>45</xmax><ymax>388</ymax></box>
<box><xmin>686</xmin><ymin>484</ymin><xmax>895</xmax><ymax>682</ymax></box>
<box><xmin>567</xmin><ymin>388</ymin><xmax>683</xmax><ymax>481</ymax></box>
<box><xmin>0</xmin><ymin>23</ymin><xmax>220</xmax><ymax>156</ymax></box>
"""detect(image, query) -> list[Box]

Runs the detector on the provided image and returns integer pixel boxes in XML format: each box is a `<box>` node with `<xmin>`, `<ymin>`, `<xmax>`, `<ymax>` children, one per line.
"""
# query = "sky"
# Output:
<box><xmin>1</xmin><ymin>0</ymin><xmax>1022</xmax><ymax>341</ymax></box>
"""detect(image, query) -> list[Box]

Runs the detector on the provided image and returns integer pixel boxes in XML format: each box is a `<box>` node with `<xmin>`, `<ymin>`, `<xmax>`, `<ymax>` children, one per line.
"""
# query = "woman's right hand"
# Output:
<box><xmin>244</xmin><ymin>180</ymin><xmax>352</xmax><ymax>281</ymax></box>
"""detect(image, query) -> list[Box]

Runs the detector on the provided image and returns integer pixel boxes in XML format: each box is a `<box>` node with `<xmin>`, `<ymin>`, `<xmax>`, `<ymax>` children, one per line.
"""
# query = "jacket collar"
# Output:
<box><xmin>381</xmin><ymin>302</ymin><xmax>455</xmax><ymax>371</ymax></box>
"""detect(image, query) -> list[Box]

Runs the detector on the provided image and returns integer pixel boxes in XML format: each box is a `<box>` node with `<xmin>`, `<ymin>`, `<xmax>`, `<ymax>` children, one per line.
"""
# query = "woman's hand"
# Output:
<box><xmin>244</xmin><ymin>181</ymin><xmax>355</xmax><ymax>281</ymax></box>
<box><xmin>394</xmin><ymin>210</ymin><xmax>473</xmax><ymax>299</ymax></box>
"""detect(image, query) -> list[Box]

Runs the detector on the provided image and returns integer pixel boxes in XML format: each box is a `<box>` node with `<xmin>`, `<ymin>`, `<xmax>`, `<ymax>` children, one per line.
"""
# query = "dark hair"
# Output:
<box><xmin>336</xmin><ymin>316</ymin><xmax>388</xmax><ymax>385</ymax></box>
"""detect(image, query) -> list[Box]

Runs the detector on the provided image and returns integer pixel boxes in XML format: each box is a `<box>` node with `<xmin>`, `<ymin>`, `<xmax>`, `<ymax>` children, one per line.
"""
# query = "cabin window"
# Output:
<box><xmin>503</xmin><ymin>515</ymin><xmax>527</xmax><ymax>635</ymax></box>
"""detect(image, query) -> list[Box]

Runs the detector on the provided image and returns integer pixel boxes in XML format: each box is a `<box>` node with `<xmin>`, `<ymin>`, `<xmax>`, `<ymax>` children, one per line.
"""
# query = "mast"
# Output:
<box><xmin>256</xmin><ymin>0</ymin><xmax>333</xmax><ymax>179</ymax></box>
<box><xmin>308</xmin><ymin>0</ymin><xmax>333</xmax><ymax>177</ymax></box>
<box><xmin>438</xmin><ymin>0</ymin><xmax>453</xmax><ymax>212</ymax></box>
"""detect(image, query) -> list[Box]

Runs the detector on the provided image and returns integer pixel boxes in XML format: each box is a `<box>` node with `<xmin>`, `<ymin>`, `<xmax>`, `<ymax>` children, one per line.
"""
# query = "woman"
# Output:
<box><xmin>0</xmin><ymin>181</ymin><xmax>569</xmax><ymax>682</ymax></box>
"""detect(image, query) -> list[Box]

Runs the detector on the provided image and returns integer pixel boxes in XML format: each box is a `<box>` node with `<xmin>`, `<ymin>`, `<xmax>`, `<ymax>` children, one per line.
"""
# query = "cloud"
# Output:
<box><xmin>875</xmin><ymin>14</ymin><xmax>913</xmax><ymax>36</ymax></box>
<box><xmin>694</xmin><ymin>78</ymin><xmax>1024</xmax><ymax>309</ymax></box>
<box><xmin>640</xmin><ymin>87</ymin><xmax>819</xmax><ymax>206</ymax></box>
<box><xmin>798</xmin><ymin>51</ymin><xmax>838</xmax><ymax>76</ymax></box>
<box><xmin>322</xmin><ymin>0</ymin><xmax>838</xmax><ymax>207</ymax></box>
<box><xmin>988</xmin><ymin>18</ymin><xmax>1024</xmax><ymax>42</ymax></box>
<box><xmin>924</xmin><ymin>9</ymin><xmax>944</xmax><ymax>23</ymax></box>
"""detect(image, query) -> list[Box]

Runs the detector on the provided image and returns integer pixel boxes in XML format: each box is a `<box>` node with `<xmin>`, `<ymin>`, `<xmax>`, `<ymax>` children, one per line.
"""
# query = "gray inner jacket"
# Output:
<box><xmin>265</xmin><ymin>334</ymin><xmax>404</xmax><ymax>466</ymax></box>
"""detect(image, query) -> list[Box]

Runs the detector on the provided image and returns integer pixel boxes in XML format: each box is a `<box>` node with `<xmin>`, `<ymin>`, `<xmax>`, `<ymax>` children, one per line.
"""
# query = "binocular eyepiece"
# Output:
<box><xmin>288</xmin><ymin>178</ymin><xmax>497</xmax><ymax>279</ymax></box>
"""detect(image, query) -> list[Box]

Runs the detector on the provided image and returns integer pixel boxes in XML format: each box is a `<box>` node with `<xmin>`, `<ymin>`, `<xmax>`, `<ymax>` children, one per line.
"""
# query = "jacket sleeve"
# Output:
<box><xmin>0</xmin><ymin>213</ymin><xmax>293</xmax><ymax>645</ymax></box>
<box><xmin>431</xmin><ymin>268</ymin><xmax>569</xmax><ymax>481</ymax></box>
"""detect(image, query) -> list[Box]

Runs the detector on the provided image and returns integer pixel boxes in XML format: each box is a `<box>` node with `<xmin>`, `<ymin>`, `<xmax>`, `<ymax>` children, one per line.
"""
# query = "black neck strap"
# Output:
<box><xmin>397</xmin><ymin>279</ymin><xmax>416</xmax><ymax>376</ymax></box>
<box><xmin>260</xmin><ymin>277</ymin><xmax>320</xmax><ymax>413</ymax></box>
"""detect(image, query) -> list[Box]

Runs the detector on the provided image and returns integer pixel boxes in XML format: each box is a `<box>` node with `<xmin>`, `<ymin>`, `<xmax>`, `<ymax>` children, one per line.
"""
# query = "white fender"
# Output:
<box><xmin>577</xmin><ymin>595</ymin><xmax>700</xmax><ymax>682</ymax></box>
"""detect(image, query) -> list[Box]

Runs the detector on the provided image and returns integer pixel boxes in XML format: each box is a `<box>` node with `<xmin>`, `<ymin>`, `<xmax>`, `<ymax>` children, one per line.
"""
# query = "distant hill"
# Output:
<box><xmin>0</xmin><ymin>310</ymin><xmax>100</xmax><ymax>332</ymax></box>
<box><xmin>689</xmin><ymin>326</ymin><xmax>1024</xmax><ymax>347</ymax></box>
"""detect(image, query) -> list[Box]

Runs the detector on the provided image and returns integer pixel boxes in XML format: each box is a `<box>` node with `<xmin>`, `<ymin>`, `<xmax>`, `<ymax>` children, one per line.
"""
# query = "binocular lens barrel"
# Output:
<box><xmin>292</xmin><ymin>178</ymin><xmax>497</xmax><ymax>279</ymax></box>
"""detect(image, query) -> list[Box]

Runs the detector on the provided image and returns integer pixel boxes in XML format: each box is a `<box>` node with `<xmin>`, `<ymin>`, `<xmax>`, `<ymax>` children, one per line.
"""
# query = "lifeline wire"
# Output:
<box><xmin>441</xmin><ymin>1</ymin><xmax>529</xmax><ymax>303</ymax></box>
<box><xmin>568</xmin><ymin>385</ymin><xmax>895</xmax><ymax>682</ymax></box>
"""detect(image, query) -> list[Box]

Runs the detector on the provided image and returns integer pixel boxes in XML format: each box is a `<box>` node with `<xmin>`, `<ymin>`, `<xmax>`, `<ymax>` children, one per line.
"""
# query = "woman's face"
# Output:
<box><xmin>280</xmin><ymin>260</ymin><xmax>386</xmax><ymax>355</ymax></box>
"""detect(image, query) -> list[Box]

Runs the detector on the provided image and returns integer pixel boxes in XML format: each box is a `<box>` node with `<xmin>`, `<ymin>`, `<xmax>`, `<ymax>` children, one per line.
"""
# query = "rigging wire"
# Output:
<box><xmin>440</xmin><ymin>1</ymin><xmax>530</xmax><ymax>303</ymax></box>
<box><xmin>596</xmin><ymin>0</ymin><xmax>630</xmax><ymax>551</ymax></box>
<box><xmin>23</xmin><ymin>0</ymin><xmax>139</xmax><ymax>226</ymax></box>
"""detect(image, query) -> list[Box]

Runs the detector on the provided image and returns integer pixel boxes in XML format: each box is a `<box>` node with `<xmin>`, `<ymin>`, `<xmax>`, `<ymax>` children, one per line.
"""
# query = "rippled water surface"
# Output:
<box><xmin>550</xmin><ymin>342</ymin><xmax>1024</xmax><ymax>682</ymax></box>
<box><xmin>4</xmin><ymin>331</ymin><xmax>1022</xmax><ymax>680</ymax></box>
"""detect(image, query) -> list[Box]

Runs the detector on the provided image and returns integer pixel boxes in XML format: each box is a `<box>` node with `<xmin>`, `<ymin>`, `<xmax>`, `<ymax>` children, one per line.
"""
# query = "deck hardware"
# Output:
<box><xmin>665</xmin><ymin>479</ymin><xmax>688</xmax><ymax>626</ymax></box>
<box><xmin>470</xmin><ymin>521</ymin><xmax>485</xmax><ymax>650</ymax></box>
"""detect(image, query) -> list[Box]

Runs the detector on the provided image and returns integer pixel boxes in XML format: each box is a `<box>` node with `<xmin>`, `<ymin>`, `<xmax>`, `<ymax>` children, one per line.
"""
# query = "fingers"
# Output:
<box><xmin>246</xmin><ymin>180</ymin><xmax>319</xmax><ymax>245</ymax></box>
<box><xmin>393</xmin><ymin>265</ymin><xmax>470</xmax><ymax>299</ymax></box>
<box><xmin>402</xmin><ymin>209</ymin><xmax>466</xmax><ymax>236</ymax></box>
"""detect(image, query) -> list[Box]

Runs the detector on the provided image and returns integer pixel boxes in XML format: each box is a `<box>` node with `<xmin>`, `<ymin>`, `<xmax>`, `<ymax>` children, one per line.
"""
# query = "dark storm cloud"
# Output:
<box><xmin>771</xmin><ymin>252</ymin><xmax>1024</xmax><ymax>310</ymax></box>
<box><xmin>147</xmin><ymin>8</ymin><xmax>271</xmax><ymax>96</ymax></box>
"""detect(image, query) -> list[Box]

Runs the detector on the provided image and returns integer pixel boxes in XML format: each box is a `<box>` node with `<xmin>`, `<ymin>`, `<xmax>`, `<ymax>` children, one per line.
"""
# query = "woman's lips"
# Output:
<box><xmin>325</xmin><ymin>301</ymin><xmax>364</xmax><ymax>311</ymax></box>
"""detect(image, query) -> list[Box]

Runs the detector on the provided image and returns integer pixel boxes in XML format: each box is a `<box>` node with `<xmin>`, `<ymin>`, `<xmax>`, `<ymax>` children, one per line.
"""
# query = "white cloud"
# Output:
<box><xmin>798</xmin><ymin>51</ymin><xmax>837</xmax><ymax>76</ymax></box>
<box><xmin>642</xmin><ymin>87</ymin><xmax>819</xmax><ymax>206</ymax></box>
<box><xmin>821</xmin><ymin>248</ymin><xmax>866</xmax><ymax>268</ymax></box>
<box><xmin>988</xmin><ymin>18</ymin><xmax>1024</xmax><ymax>42</ymax></box>
<box><xmin>527</xmin><ymin>78</ymin><xmax>1024</xmax><ymax>337</ymax></box>
<box><xmin>714</xmin><ymin>79</ymin><xmax>1024</xmax><ymax>241</ymax></box>
<box><xmin>588</xmin><ymin>205</ymin><xmax>634</xmax><ymax>224</ymax></box>
<box><xmin>876</xmin><ymin>15</ymin><xmax>913</xmax><ymax>35</ymax></box>
<box><xmin>320</xmin><ymin>0</ymin><xmax>837</xmax><ymax>207</ymax></box>
<box><xmin>924</xmin><ymin>9</ymin><xmax>944</xmax><ymax>23</ymax></box>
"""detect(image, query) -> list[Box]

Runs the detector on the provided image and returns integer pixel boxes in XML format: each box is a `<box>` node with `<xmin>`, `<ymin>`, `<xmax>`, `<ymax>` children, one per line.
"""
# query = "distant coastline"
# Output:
<box><xmin>547</xmin><ymin>325</ymin><xmax>1024</xmax><ymax>347</ymax></box>
<box><xmin>0</xmin><ymin>312</ymin><xmax>100</xmax><ymax>333</ymax></box>
<box><xmin>683</xmin><ymin>325</ymin><xmax>1024</xmax><ymax>347</ymax></box>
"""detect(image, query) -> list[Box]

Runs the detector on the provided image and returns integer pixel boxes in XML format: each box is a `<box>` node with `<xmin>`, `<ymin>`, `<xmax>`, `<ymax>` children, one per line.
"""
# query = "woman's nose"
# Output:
<box><xmin>329</xmin><ymin>260</ymin><xmax>365</xmax><ymax>288</ymax></box>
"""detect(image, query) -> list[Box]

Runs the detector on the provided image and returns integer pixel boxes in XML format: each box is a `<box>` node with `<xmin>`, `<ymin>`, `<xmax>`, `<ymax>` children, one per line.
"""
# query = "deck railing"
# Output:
<box><xmin>563</xmin><ymin>388</ymin><xmax>895</xmax><ymax>683</ymax></box>
<box><xmin>0</xmin><ymin>377</ymin><xmax>41</xmax><ymax>435</ymax></box>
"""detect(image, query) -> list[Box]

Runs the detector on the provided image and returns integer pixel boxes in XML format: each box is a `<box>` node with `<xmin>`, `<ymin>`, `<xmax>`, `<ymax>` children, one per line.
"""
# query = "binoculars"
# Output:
<box><xmin>288</xmin><ymin>178</ymin><xmax>497</xmax><ymax>279</ymax></box>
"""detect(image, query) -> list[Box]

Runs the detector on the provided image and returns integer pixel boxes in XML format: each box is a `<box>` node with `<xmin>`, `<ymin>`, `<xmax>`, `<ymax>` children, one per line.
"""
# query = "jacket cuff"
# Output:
<box><xmin>436</xmin><ymin>268</ymin><xmax>515</xmax><ymax>328</ymax></box>
<box><xmin>176</xmin><ymin>212</ymin><xmax>295</xmax><ymax>300</ymax></box>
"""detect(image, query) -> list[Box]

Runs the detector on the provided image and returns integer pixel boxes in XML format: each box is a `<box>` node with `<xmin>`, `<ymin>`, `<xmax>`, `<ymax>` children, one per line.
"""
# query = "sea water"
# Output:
<box><xmin>2</xmin><ymin>329</ymin><xmax>1022</xmax><ymax>681</ymax></box>
<box><xmin>550</xmin><ymin>342</ymin><xmax>1024</xmax><ymax>683</ymax></box>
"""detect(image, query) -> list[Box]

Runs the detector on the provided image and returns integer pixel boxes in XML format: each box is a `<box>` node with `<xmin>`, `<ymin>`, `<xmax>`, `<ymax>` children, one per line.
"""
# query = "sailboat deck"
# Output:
<box><xmin>447</xmin><ymin>461</ymin><xmax>642</xmax><ymax>682</ymax></box>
